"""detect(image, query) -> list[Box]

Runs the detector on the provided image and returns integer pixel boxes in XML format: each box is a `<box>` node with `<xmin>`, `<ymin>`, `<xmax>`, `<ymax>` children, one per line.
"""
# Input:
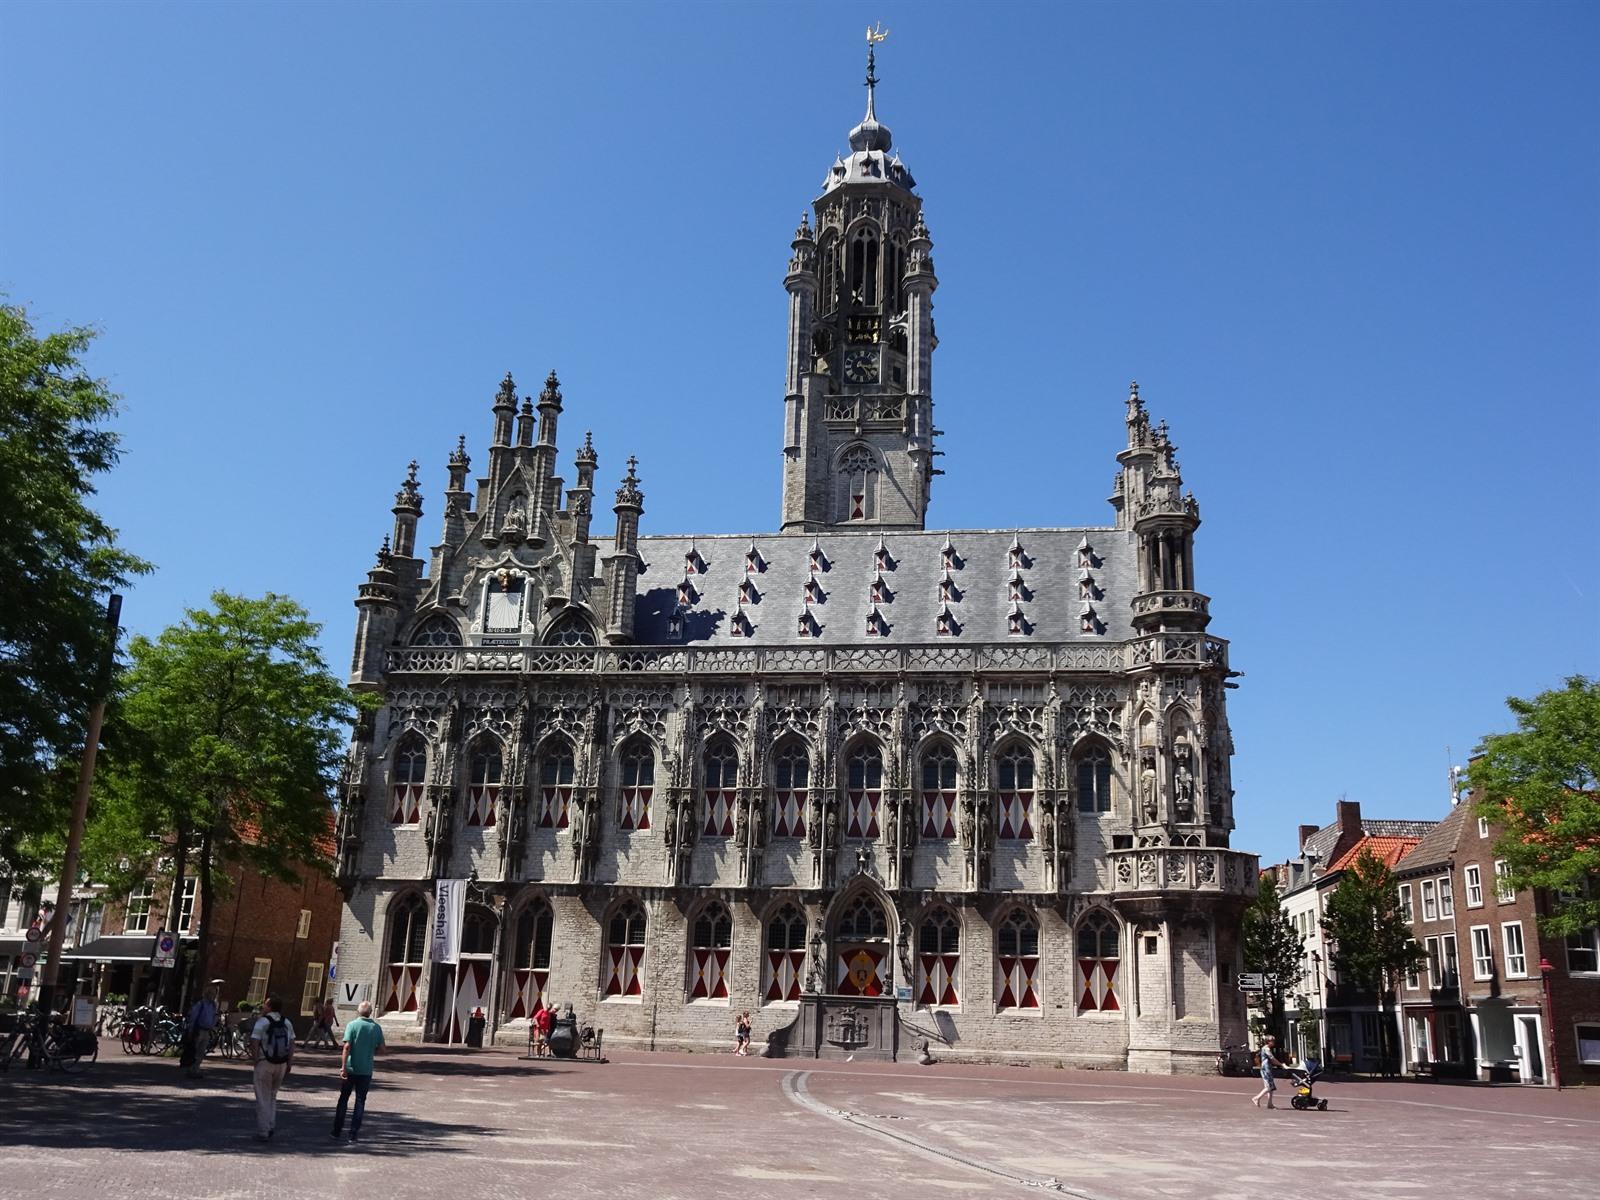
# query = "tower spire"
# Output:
<box><xmin>864</xmin><ymin>24</ymin><xmax>888</xmax><ymax>123</ymax></box>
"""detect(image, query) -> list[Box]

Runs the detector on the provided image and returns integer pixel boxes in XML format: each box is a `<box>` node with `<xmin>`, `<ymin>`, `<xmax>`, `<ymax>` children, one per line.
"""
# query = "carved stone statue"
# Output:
<box><xmin>805</xmin><ymin>930</ymin><xmax>825</xmax><ymax>994</ymax></box>
<box><xmin>1140</xmin><ymin>754</ymin><xmax>1158</xmax><ymax>823</ymax></box>
<box><xmin>1174</xmin><ymin>747</ymin><xmax>1195</xmax><ymax>822</ymax></box>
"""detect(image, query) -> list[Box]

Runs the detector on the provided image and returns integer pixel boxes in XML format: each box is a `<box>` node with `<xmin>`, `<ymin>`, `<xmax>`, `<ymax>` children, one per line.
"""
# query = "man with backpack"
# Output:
<box><xmin>248</xmin><ymin>995</ymin><xmax>295</xmax><ymax>1140</ymax></box>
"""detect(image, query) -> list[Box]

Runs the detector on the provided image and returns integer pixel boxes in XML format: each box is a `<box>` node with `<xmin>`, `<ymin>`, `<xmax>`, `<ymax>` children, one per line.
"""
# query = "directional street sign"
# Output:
<box><xmin>1237</xmin><ymin>972</ymin><xmax>1267</xmax><ymax>991</ymax></box>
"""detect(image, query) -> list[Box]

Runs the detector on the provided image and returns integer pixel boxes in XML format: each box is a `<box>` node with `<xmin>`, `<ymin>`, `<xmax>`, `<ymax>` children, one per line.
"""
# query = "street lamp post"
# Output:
<box><xmin>1539</xmin><ymin>958</ymin><xmax>1562</xmax><ymax>1089</ymax></box>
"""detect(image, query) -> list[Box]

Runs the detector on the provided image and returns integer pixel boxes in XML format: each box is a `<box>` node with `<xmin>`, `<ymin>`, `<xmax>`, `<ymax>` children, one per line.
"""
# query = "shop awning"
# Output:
<box><xmin>59</xmin><ymin>935</ymin><xmax>159</xmax><ymax>962</ymax></box>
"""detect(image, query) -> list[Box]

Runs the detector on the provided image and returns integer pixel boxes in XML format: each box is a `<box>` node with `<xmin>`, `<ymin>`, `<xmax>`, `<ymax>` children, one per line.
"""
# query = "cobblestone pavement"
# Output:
<box><xmin>1</xmin><ymin>1039</ymin><xmax>1595</xmax><ymax>1199</ymax></box>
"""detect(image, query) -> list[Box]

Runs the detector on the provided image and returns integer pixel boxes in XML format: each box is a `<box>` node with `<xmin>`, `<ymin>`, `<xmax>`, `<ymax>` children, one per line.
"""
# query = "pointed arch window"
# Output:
<box><xmin>920</xmin><ymin>745</ymin><xmax>957</xmax><ymax>838</ymax></box>
<box><xmin>763</xmin><ymin>903</ymin><xmax>807</xmax><ymax>1003</ymax></box>
<box><xmin>917</xmin><ymin>908</ymin><xmax>960</xmax><ymax>1008</ymax></box>
<box><xmin>996</xmin><ymin>910</ymin><xmax>1040</xmax><ymax>1009</ymax></box>
<box><xmin>885</xmin><ymin>236</ymin><xmax>906</xmax><ymax>313</ymax></box>
<box><xmin>619</xmin><ymin>740</ymin><xmax>654</xmax><ymax>832</ymax></box>
<box><xmin>465</xmin><ymin>740</ymin><xmax>502</xmax><ymax>827</ymax></box>
<box><xmin>834</xmin><ymin>894</ymin><xmax>889</xmax><ymax>996</ymax></box>
<box><xmin>544</xmin><ymin>611</ymin><xmax>597</xmax><ymax>646</ymax></box>
<box><xmin>1076</xmin><ymin>748</ymin><xmax>1114</xmax><ymax>814</ymax></box>
<box><xmin>845</xmin><ymin>746</ymin><xmax>883</xmax><ymax>838</ymax></box>
<box><xmin>1077</xmin><ymin>911</ymin><xmax>1122</xmax><ymax>1013</ymax></box>
<box><xmin>839</xmin><ymin>446</ymin><xmax>877</xmax><ymax>523</ymax></box>
<box><xmin>390</xmin><ymin>735</ymin><xmax>426</xmax><ymax>824</ymax></box>
<box><xmin>382</xmin><ymin>895</ymin><xmax>428</xmax><ymax>1013</ymax></box>
<box><xmin>411</xmin><ymin>614</ymin><xmax>462</xmax><ymax>647</ymax></box>
<box><xmin>996</xmin><ymin>745</ymin><xmax>1035</xmax><ymax>840</ymax></box>
<box><xmin>689</xmin><ymin>902</ymin><xmax>732</xmax><ymax>1001</ymax></box>
<box><xmin>849</xmin><ymin>226</ymin><xmax>880</xmax><ymax>307</ymax></box>
<box><xmin>604</xmin><ymin>901</ymin><xmax>647</xmax><ymax>998</ymax></box>
<box><xmin>537</xmin><ymin>743</ymin><xmax>575</xmax><ymax>829</ymax></box>
<box><xmin>506</xmin><ymin>900</ymin><xmax>553</xmax><ymax>1018</ymax></box>
<box><xmin>773</xmin><ymin>741</ymin><xmax>808</xmax><ymax>839</ymax></box>
<box><xmin>702</xmin><ymin>739</ymin><xmax>738</xmax><ymax>837</ymax></box>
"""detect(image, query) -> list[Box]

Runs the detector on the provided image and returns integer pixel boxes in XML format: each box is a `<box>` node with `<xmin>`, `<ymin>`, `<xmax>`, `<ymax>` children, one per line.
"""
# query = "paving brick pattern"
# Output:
<box><xmin>0</xmin><ymin>1039</ymin><xmax>1594</xmax><ymax>1199</ymax></box>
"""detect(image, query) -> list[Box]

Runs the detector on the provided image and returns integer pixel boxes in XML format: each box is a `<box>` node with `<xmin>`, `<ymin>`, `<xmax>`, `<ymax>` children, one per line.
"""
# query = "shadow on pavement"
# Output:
<box><xmin>0</xmin><ymin>1044</ymin><xmax>545</xmax><ymax>1157</ymax></box>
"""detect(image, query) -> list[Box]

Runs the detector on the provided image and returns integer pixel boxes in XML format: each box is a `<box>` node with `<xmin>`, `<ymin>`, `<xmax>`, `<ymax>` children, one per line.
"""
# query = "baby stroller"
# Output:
<box><xmin>1289</xmin><ymin>1058</ymin><xmax>1329</xmax><ymax>1111</ymax></box>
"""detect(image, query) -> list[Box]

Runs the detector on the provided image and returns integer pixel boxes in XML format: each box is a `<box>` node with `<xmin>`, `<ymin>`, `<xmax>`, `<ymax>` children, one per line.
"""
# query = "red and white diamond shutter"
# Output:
<box><xmin>920</xmin><ymin>746</ymin><xmax>957</xmax><ymax>838</ymax></box>
<box><xmin>390</xmin><ymin>736</ymin><xmax>426</xmax><ymax>824</ymax></box>
<box><xmin>1077</xmin><ymin>913</ymin><xmax>1122</xmax><ymax>1013</ymax></box>
<box><xmin>465</xmin><ymin>740</ymin><xmax>501</xmax><ymax>827</ymax></box>
<box><xmin>917</xmin><ymin>908</ymin><xmax>960</xmax><ymax>1007</ymax></box>
<box><xmin>763</xmin><ymin>904</ymin><xmax>807</xmax><ymax>1003</ymax></box>
<box><xmin>702</xmin><ymin>739</ymin><xmax>737</xmax><ymax>837</ymax></box>
<box><xmin>448</xmin><ymin>960</ymin><xmax>491</xmax><ymax>1042</ymax></box>
<box><xmin>538</xmin><ymin>745</ymin><xmax>575</xmax><ymax>829</ymax></box>
<box><xmin>996</xmin><ymin>745</ymin><xmax>1034</xmax><ymax>840</ymax></box>
<box><xmin>836</xmin><ymin>945</ymin><xmax>888</xmax><ymax>997</ymax></box>
<box><xmin>773</xmin><ymin>743</ymin><xmax>808</xmax><ymax>839</ymax></box>
<box><xmin>382</xmin><ymin>895</ymin><xmax>428</xmax><ymax>1013</ymax></box>
<box><xmin>604</xmin><ymin>902</ymin><xmax>648</xmax><ymax>998</ymax></box>
<box><xmin>618</xmin><ymin>741</ymin><xmax>653</xmax><ymax>832</ymax></box>
<box><xmin>506</xmin><ymin>901</ymin><xmax>553</xmax><ymax>1019</ymax></box>
<box><xmin>689</xmin><ymin>904</ymin><xmax>732</xmax><ymax>1001</ymax></box>
<box><xmin>846</xmin><ymin>748</ymin><xmax>882</xmax><ymax>838</ymax></box>
<box><xmin>996</xmin><ymin>910</ymin><xmax>1041</xmax><ymax>1009</ymax></box>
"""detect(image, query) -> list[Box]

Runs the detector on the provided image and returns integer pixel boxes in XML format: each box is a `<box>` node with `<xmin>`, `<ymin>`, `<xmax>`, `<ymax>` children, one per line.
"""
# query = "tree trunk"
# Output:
<box><xmin>193</xmin><ymin>823</ymin><xmax>216</xmax><ymax>994</ymax></box>
<box><xmin>162</xmin><ymin>825</ymin><xmax>190</xmax><ymax>1010</ymax></box>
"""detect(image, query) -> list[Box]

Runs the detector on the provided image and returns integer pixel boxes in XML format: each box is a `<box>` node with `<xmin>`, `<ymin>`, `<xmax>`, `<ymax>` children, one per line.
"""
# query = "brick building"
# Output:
<box><xmin>331</xmin><ymin>41</ymin><xmax>1259</xmax><ymax>1071</ymax></box>
<box><xmin>1396</xmin><ymin>798</ymin><xmax>1600</xmax><ymax>1086</ymax></box>
<box><xmin>61</xmin><ymin>852</ymin><xmax>341</xmax><ymax>1025</ymax></box>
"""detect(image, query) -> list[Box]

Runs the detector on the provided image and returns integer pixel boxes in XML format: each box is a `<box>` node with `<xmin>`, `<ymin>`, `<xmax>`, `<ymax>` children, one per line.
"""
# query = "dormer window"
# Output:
<box><xmin>1009</xmin><ymin>611</ymin><xmax>1024</xmax><ymax>635</ymax></box>
<box><xmin>1080</xmin><ymin>604</ymin><xmax>1099</xmax><ymax>634</ymax></box>
<box><xmin>667</xmin><ymin>608</ymin><xmax>684</xmax><ymax>640</ymax></box>
<box><xmin>941</xmin><ymin>545</ymin><xmax>956</xmax><ymax>571</ymax></box>
<box><xmin>678</xmin><ymin>578</ymin><xmax>699</xmax><ymax>607</ymax></box>
<box><xmin>745</xmin><ymin>543</ymin><xmax>765</xmax><ymax>573</ymax></box>
<box><xmin>798</xmin><ymin>611</ymin><xmax>818</xmax><ymax>638</ymax></box>
<box><xmin>730</xmin><ymin>611</ymin><xmax>752</xmax><ymax>638</ymax></box>
<box><xmin>866</xmin><ymin>607</ymin><xmax>888</xmax><ymax>637</ymax></box>
<box><xmin>1008</xmin><ymin>536</ymin><xmax>1025</xmax><ymax>569</ymax></box>
<box><xmin>684</xmin><ymin>548</ymin><xmax>701</xmax><ymax>575</ymax></box>
<box><xmin>1079</xmin><ymin>572</ymin><xmax>1096</xmax><ymax>601</ymax></box>
<box><xmin>809</xmin><ymin>542</ymin><xmax>828</xmax><ymax>573</ymax></box>
<box><xmin>870</xmin><ymin>575</ymin><xmax>889</xmax><ymax>604</ymax></box>
<box><xmin>1008</xmin><ymin>570</ymin><xmax>1024</xmax><ymax>603</ymax></box>
<box><xmin>805</xmin><ymin>578</ymin><xmax>825</xmax><ymax>605</ymax></box>
<box><xmin>739</xmin><ymin>579</ymin><xmax>758</xmax><ymax>606</ymax></box>
<box><xmin>1078</xmin><ymin>537</ymin><xmax>1094</xmax><ymax>569</ymax></box>
<box><xmin>937</xmin><ymin>603</ymin><xmax>958</xmax><ymax>637</ymax></box>
<box><xmin>874</xmin><ymin>542</ymin><xmax>893</xmax><ymax>572</ymax></box>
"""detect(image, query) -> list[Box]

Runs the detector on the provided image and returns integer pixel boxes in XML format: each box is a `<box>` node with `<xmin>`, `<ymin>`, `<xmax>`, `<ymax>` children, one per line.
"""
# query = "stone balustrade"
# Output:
<box><xmin>1107</xmin><ymin>845</ymin><xmax>1258</xmax><ymax>898</ymax></box>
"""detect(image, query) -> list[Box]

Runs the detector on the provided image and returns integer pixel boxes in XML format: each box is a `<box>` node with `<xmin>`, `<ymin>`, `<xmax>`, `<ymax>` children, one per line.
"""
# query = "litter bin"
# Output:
<box><xmin>465</xmin><ymin>1006</ymin><xmax>486</xmax><ymax>1048</ymax></box>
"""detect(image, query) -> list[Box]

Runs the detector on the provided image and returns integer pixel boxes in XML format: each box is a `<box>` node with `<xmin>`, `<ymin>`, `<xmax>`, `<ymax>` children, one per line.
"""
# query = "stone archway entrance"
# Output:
<box><xmin>426</xmin><ymin>903</ymin><xmax>498</xmax><ymax>1044</ymax></box>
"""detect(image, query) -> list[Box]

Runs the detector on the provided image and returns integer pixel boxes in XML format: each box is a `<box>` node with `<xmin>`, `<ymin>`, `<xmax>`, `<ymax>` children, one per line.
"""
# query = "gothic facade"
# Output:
<box><xmin>334</xmin><ymin>50</ymin><xmax>1258</xmax><ymax>1073</ymax></box>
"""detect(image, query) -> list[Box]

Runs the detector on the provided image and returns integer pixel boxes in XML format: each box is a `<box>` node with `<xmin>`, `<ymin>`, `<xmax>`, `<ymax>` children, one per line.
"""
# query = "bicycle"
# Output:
<box><xmin>1216</xmin><ymin>1043</ymin><xmax>1253</xmax><ymax>1076</ymax></box>
<box><xmin>1</xmin><ymin>1008</ymin><xmax>96</xmax><ymax>1072</ymax></box>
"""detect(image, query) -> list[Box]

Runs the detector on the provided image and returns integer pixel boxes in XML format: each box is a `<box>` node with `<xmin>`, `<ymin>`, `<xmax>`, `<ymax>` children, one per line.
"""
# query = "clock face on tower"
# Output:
<box><xmin>843</xmin><ymin>347</ymin><xmax>879</xmax><ymax>385</ymax></box>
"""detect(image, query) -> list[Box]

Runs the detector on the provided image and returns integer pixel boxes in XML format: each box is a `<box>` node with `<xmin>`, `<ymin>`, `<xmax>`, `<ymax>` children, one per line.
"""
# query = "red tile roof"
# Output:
<box><xmin>1327</xmin><ymin>834</ymin><xmax>1421</xmax><ymax>874</ymax></box>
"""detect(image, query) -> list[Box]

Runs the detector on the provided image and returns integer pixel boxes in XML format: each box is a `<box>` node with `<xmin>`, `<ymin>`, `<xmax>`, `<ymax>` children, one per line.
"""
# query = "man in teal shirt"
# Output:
<box><xmin>331</xmin><ymin>1000</ymin><xmax>386</xmax><ymax>1143</ymax></box>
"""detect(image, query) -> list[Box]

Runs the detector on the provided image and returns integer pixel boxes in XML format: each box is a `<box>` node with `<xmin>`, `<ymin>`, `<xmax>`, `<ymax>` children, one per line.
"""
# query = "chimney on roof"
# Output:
<box><xmin>1337</xmin><ymin>799</ymin><xmax>1362</xmax><ymax>842</ymax></box>
<box><xmin>1298</xmin><ymin>824</ymin><xmax>1318</xmax><ymax>852</ymax></box>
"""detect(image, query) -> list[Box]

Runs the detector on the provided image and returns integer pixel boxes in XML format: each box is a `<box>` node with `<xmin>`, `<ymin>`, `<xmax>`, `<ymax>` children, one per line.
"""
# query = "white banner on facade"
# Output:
<box><xmin>432</xmin><ymin>878</ymin><xmax>468</xmax><ymax>965</ymax></box>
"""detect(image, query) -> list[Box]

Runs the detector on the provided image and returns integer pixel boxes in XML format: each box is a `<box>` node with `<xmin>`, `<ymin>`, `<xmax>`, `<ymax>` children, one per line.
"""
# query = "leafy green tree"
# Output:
<box><xmin>1321</xmin><ymin>848</ymin><xmax>1424</xmax><ymax>1074</ymax></box>
<box><xmin>1468</xmin><ymin>675</ymin><xmax>1600</xmax><ymax>936</ymax></box>
<box><xmin>1242</xmin><ymin>873</ymin><xmax>1304</xmax><ymax>1042</ymax></box>
<box><xmin>86</xmin><ymin>592</ymin><xmax>359</xmax><ymax>987</ymax></box>
<box><xmin>0</xmin><ymin>304</ymin><xmax>149</xmax><ymax>870</ymax></box>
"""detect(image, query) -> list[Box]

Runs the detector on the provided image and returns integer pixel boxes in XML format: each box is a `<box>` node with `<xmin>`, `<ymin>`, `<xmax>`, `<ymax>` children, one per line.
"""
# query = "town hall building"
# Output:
<box><xmin>333</xmin><ymin>43</ymin><xmax>1258</xmax><ymax>1072</ymax></box>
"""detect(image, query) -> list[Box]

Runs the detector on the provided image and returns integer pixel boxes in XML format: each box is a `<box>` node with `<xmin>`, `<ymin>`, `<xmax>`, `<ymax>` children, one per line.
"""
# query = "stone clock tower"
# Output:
<box><xmin>780</xmin><ymin>40</ymin><xmax>938</xmax><ymax>533</ymax></box>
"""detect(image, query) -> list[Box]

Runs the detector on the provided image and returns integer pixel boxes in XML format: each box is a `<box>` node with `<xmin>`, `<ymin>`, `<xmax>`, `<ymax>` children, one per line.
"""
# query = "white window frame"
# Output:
<box><xmin>124</xmin><ymin>882</ymin><xmax>153</xmax><ymax>934</ymax></box>
<box><xmin>1425</xmin><ymin>936</ymin><xmax>1441</xmax><ymax>989</ymax></box>
<box><xmin>1501</xmin><ymin>922</ymin><xmax>1527</xmax><ymax>979</ymax></box>
<box><xmin>1577</xmin><ymin>1022</ymin><xmax>1600</xmax><ymax>1066</ymax></box>
<box><xmin>1405</xmin><ymin>959</ymin><xmax>1421</xmax><ymax>991</ymax></box>
<box><xmin>1477</xmin><ymin>816</ymin><xmax>1490</xmax><ymax>839</ymax></box>
<box><xmin>301</xmin><ymin>962</ymin><xmax>324</xmax><ymax>1017</ymax></box>
<box><xmin>1421</xmin><ymin>880</ymin><xmax>1438</xmax><ymax>923</ymax></box>
<box><xmin>246</xmin><ymin>957</ymin><xmax>272</xmax><ymax>1005</ymax></box>
<box><xmin>1438</xmin><ymin>876</ymin><xmax>1454</xmax><ymax>919</ymax></box>
<box><xmin>1493</xmin><ymin>859</ymin><xmax>1514</xmax><ymax>904</ymax></box>
<box><xmin>296</xmin><ymin>909</ymin><xmax>312</xmax><ymax>940</ymax></box>
<box><xmin>1398</xmin><ymin>884</ymin><xmax>1413</xmax><ymax>923</ymax></box>
<box><xmin>1566</xmin><ymin>927</ymin><xmax>1599</xmax><ymax>975</ymax></box>
<box><xmin>1464</xmin><ymin>864</ymin><xmax>1483</xmax><ymax>908</ymax></box>
<box><xmin>1470</xmin><ymin>925</ymin><xmax>1494</xmax><ymax>981</ymax></box>
<box><xmin>176</xmin><ymin>878</ymin><xmax>197</xmax><ymax>933</ymax></box>
<box><xmin>1440</xmin><ymin>933</ymin><xmax>1459</xmax><ymax>988</ymax></box>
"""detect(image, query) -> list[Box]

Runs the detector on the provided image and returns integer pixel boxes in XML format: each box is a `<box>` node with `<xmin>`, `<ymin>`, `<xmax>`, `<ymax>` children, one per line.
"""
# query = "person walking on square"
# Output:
<box><xmin>1251</xmin><ymin>1034</ymin><xmax>1281</xmax><ymax>1109</ymax></box>
<box><xmin>533</xmin><ymin>1001</ymin><xmax>554</xmax><ymax>1057</ymax></box>
<box><xmin>332</xmin><ymin>999</ymin><xmax>386</xmax><ymax>1144</ymax></box>
<box><xmin>249</xmin><ymin>995</ymin><xmax>296</xmax><ymax>1140</ymax></box>
<box><xmin>733</xmin><ymin>1010</ymin><xmax>752</xmax><ymax>1056</ymax></box>
<box><xmin>305</xmin><ymin>996</ymin><xmax>338</xmax><ymax>1049</ymax></box>
<box><xmin>181</xmin><ymin>985</ymin><xmax>219</xmax><ymax>1079</ymax></box>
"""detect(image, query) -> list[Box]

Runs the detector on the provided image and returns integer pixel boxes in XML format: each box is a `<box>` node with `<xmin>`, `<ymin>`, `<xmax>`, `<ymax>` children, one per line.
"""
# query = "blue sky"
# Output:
<box><xmin>3</xmin><ymin>1</ymin><xmax>1595</xmax><ymax>865</ymax></box>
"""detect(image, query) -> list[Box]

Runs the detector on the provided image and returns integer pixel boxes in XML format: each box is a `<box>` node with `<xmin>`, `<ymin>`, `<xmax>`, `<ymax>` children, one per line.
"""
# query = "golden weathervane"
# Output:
<box><xmin>866</xmin><ymin>23</ymin><xmax>890</xmax><ymax>45</ymax></box>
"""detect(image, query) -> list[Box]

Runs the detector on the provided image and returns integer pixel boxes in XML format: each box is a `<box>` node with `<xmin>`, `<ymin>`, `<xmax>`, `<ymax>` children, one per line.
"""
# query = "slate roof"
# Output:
<box><xmin>1327</xmin><ymin>835</ymin><xmax>1422</xmax><ymax>874</ymax></box>
<box><xmin>1301</xmin><ymin>817</ymin><xmax>1438</xmax><ymax>868</ymax></box>
<box><xmin>633</xmin><ymin>527</ymin><xmax>1137</xmax><ymax>647</ymax></box>
<box><xmin>1394</xmin><ymin>805</ymin><xmax>1471</xmax><ymax>875</ymax></box>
